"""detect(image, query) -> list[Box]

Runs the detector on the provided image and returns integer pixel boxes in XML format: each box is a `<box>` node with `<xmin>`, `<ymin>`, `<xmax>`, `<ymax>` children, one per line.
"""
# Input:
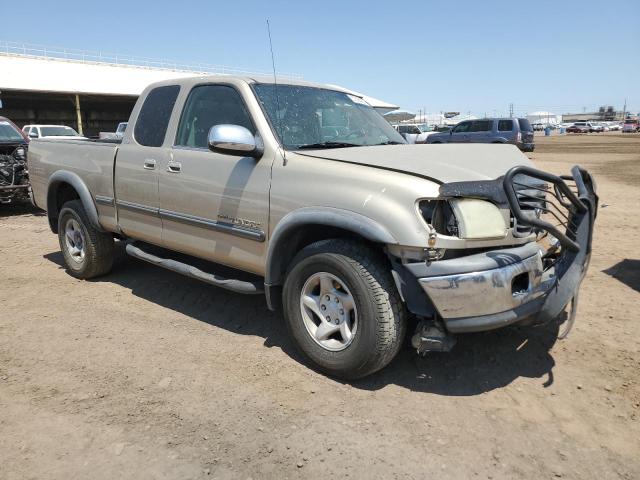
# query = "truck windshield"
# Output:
<box><xmin>253</xmin><ymin>84</ymin><xmax>405</xmax><ymax>149</ymax></box>
<box><xmin>0</xmin><ymin>121</ymin><xmax>24</xmax><ymax>142</ymax></box>
<box><xmin>40</xmin><ymin>126</ymin><xmax>79</xmax><ymax>137</ymax></box>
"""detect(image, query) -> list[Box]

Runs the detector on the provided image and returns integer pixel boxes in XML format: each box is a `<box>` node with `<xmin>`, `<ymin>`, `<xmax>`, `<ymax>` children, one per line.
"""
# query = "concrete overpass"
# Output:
<box><xmin>0</xmin><ymin>42</ymin><xmax>397</xmax><ymax>137</ymax></box>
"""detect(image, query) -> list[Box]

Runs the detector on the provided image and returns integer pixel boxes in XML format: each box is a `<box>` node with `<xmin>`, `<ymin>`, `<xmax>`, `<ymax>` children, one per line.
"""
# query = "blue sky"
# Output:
<box><xmin>3</xmin><ymin>0</ymin><xmax>638</xmax><ymax>116</ymax></box>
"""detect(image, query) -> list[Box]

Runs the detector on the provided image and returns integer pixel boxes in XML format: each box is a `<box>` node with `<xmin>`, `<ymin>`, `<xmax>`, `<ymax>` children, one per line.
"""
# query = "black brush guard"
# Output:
<box><xmin>503</xmin><ymin>165</ymin><xmax>598</xmax><ymax>324</ymax></box>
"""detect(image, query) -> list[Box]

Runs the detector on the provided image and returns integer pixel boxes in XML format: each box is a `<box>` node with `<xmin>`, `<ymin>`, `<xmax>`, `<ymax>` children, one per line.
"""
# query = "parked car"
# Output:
<box><xmin>0</xmin><ymin>116</ymin><xmax>29</xmax><ymax>204</ymax></box>
<box><xmin>394</xmin><ymin>123</ymin><xmax>437</xmax><ymax>144</ymax></box>
<box><xmin>590</xmin><ymin>123</ymin><xmax>605</xmax><ymax>133</ymax></box>
<box><xmin>622</xmin><ymin>119</ymin><xmax>639</xmax><ymax>133</ymax></box>
<box><xmin>532</xmin><ymin>123</ymin><xmax>545</xmax><ymax>132</ymax></box>
<box><xmin>426</xmin><ymin>118</ymin><xmax>535</xmax><ymax>151</ymax></box>
<box><xmin>566</xmin><ymin>122</ymin><xmax>595</xmax><ymax>133</ymax></box>
<box><xmin>22</xmin><ymin>124</ymin><xmax>87</xmax><ymax>140</ymax></box>
<box><xmin>27</xmin><ymin>76</ymin><xmax>597</xmax><ymax>379</ymax></box>
<box><xmin>608</xmin><ymin>122</ymin><xmax>622</xmax><ymax>131</ymax></box>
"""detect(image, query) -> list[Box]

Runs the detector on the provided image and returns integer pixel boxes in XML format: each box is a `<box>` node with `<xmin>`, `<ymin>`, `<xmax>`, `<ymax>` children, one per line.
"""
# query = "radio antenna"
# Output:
<box><xmin>266</xmin><ymin>19</ymin><xmax>286</xmax><ymax>163</ymax></box>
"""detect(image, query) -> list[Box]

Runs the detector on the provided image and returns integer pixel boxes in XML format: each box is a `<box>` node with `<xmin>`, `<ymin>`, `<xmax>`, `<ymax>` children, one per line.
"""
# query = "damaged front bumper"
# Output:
<box><xmin>408</xmin><ymin>165</ymin><xmax>598</xmax><ymax>334</ymax></box>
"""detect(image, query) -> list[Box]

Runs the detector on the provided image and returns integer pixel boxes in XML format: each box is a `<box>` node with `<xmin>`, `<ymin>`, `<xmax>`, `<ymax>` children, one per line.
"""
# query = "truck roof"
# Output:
<box><xmin>141</xmin><ymin>75</ymin><xmax>358</xmax><ymax>97</ymax></box>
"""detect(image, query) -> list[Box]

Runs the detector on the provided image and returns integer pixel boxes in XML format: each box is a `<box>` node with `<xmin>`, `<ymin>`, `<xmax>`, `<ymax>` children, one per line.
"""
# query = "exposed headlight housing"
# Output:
<box><xmin>419</xmin><ymin>198</ymin><xmax>508</xmax><ymax>240</ymax></box>
<box><xmin>14</xmin><ymin>147</ymin><xmax>26</xmax><ymax>160</ymax></box>
<box><xmin>419</xmin><ymin>200</ymin><xmax>459</xmax><ymax>237</ymax></box>
<box><xmin>449</xmin><ymin>198</ymin><xmax>508</xmax><ymax>239</ymax></box>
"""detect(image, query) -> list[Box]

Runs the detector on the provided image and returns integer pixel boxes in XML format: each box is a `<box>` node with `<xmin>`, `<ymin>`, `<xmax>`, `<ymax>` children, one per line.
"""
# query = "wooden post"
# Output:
<box><xmin>74</xmin><ymin>94</ymin><xmax>83</xmax><ymax>135</ymax></box>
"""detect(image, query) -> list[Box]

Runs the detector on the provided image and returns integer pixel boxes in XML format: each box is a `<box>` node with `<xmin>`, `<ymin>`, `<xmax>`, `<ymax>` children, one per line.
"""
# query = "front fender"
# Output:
<box><xmin>47</xmin><ymin>170</ymin><xmax>102</xmax><ymax>233</ymax></box>
<box><xmin>265</xmin><ymin>206</ymin><xmax>398</xmax><ymax>289</ymax></box>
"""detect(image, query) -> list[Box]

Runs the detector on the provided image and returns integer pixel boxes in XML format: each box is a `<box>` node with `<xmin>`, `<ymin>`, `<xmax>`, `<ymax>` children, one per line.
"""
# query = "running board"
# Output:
<box><xmin>125</xmin><ymin>243</ymin><xmax>264</xmax><ymax>295</ymax></box>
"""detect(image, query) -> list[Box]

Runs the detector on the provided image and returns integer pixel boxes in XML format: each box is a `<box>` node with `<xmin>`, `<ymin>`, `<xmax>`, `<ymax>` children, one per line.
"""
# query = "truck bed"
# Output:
<box><xmin>28</xmin><ymin>138</ymin><xmax>119</xmax><ymax>230</ymax></box>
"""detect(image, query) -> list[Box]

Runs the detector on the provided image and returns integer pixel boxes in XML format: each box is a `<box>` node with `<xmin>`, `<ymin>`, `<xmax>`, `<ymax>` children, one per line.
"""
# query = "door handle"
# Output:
<box><xmin>166</xmin><ymin>161</ymin><xmax>182</xmax><ymax>173</ymax></box>
<box><xmin>143</xmin><ymin>159</ymin><xmax>156</xmax><ymax>170</ymax></box>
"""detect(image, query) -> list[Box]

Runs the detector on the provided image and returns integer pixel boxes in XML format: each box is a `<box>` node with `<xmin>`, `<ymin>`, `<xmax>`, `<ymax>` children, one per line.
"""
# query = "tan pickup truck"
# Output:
<box><xmin>28</xmin><ymin>76</ymin><xmax>598</xmax><ymax>379</ymax></box>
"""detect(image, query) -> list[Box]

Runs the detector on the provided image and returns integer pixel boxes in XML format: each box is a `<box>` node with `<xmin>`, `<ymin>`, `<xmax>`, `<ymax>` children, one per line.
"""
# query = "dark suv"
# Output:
<box><xmin>426</xmin><ymin>118</ymin><xmax>535</xmax><ymax>151</ymax></box>
<box><xmin>0</xmin><ymin>116</ymin><xmax>30</xmax><ymax>204</ymax></box>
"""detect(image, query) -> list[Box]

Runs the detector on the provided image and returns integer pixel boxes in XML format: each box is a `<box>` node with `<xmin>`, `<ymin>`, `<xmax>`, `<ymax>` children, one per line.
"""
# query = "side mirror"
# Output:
<box><xmin>208</xmin><ymin>124</ymin><xmax>263</xmax><ymax>158</ymax></box>
<box><xmin>29</xmin><ymin>132</ymin><xmax>38</xmax><ymax>139</ymax></box>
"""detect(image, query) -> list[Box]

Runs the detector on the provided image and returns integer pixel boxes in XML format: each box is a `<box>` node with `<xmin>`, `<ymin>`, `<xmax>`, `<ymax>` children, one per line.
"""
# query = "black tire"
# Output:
<box><xmin>58</xmin><ymin>199</ymin><xmax>114</xmax><ymax>279</ymax></box>
<box><xmin>282</xmin><ymin>239</ymin><xmax>406</xmax><ymax>380</ymax></box>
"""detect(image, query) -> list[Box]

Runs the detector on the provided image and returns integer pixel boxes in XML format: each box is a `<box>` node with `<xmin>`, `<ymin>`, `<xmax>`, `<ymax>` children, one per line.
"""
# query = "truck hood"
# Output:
<box><xmin>292</xmin><ymin>144</ymin><xmax>534</xmax><ymax>183</ymax></box>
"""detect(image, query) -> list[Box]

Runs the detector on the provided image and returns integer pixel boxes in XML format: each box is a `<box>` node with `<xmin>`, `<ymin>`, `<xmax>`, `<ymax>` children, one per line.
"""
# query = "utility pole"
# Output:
<box><xmin>622</xmin><ymin>98</ymin><xmax>627</xmax><ymax>120</ymax></box>
<box><xmin>509</xmin><ymin>103</ymin><xmax>514</xmax><ymax>118</ymax></box>
<box><xmin>74</xmin><ymin>94</ymin><xmax>83</xmax><ymax>135</ymax></box>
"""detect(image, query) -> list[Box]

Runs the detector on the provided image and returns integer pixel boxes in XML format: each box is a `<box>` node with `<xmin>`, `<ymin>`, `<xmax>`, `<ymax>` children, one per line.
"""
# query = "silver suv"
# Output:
<box><xmin>426</xmin><ymin>118</ymin><xmax>535</xmax><ymax>151</ymax></box>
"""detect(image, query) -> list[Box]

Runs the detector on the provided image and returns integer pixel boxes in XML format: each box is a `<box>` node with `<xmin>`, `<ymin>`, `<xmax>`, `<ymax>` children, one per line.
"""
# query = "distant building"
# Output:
<box><xmin>526</xmin><ymin>111</ymin><xmax>562</xmax><ymax>126</ymax></box>
<box><xmin>0</xmin><ymin>42</ymin><xmax>395</xmax><ymax>136</ymax></box>
<box><xmin>561</xmin><ymin>106</ymin><xmax>624</xmax><ymax>123</ymax></box>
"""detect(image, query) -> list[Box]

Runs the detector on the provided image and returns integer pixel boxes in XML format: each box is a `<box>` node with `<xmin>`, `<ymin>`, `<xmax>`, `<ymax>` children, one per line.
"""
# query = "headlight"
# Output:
<box><xmin>14</xmin><ymin>147</ymin><xmax>26</xmax><ymax>160</ymax></box>
<box><xmin>419</xmin><ymin>199</ymin><xmax>459</xmax><ymax>237</ymax></box>
<box><xmin>449</xmin><ymin>198</ymin><xmax>507</xmax><ymax>239</ymax></box>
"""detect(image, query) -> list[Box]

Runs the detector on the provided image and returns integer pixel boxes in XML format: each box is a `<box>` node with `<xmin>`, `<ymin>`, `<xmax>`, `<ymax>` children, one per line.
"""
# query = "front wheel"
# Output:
<box><xmin>283</xmin><ymin>239</ymin><xmax>406</xmax><ymax>380</ymax></box>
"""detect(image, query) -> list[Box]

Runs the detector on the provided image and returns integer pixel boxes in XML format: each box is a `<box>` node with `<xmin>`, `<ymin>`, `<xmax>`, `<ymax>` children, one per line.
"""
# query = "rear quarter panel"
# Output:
<box><xmin>28</xmin><ymin>139</ymin><xmax>119</xmax><ymax>231</ymax></box>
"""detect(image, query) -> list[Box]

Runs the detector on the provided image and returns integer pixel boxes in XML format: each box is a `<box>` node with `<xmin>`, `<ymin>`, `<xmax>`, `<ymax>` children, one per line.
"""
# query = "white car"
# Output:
<box><xmin>394</xmin><ymin>123</ymin><xmax>438</xmax><ymax>144</ymax></box>
<box><xmin>22</xmin><ymin>124</ymin><xmax>87</xmax><ymax>140</ymax></box>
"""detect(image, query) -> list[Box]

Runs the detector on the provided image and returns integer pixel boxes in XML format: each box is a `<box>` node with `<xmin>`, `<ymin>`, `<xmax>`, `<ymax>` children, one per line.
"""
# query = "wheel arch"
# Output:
<box><xmin>47</xmin><ymin>170</ymin><xmax>102</xmax><ymax>234</ymax></box>
<box><xmin>264</xmin><ymin>207</ymin><xmax>398</xmax><ymax>310</ymax></box>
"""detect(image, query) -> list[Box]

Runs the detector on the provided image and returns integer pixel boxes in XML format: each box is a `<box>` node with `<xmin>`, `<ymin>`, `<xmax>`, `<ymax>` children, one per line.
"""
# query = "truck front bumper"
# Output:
<box><xmin>407</xmin><ymin>165</ymin><xmax>598</xmax><ymax>334</ymax></box>
<box><xmin>416</xmin><ymin>244</ymin><xmax>554</xmax><ymax>332</ymax></box>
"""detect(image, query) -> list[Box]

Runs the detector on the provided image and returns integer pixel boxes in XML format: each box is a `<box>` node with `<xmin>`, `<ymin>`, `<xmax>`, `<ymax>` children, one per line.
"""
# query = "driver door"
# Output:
<box><xmin>159</xmin><ymin>83</ymin><xmax>272</xmax><ymax>274</ymax></box>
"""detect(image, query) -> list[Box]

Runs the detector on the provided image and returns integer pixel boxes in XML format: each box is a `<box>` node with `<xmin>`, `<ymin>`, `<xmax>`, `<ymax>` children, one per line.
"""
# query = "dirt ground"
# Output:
<box><xmin>1</xmin><ymin>133</ymin><xmax>639</xmax><ymax>480</ymax></box>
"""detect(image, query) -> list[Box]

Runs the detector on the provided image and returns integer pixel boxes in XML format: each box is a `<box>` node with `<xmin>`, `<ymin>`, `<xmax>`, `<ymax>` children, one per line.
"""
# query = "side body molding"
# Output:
<box><xmin>264</xmin><ymin>207</ymin><xmax>398</xmax><ymax>310</ymax></box>
<box><xmin>46</xmin><ymin>170</ymin><xmax>103</xmax><ymax>233</ymax></box>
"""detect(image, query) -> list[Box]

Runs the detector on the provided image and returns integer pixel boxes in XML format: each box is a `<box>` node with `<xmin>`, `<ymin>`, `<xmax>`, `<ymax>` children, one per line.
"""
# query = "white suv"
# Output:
<box><xmin>22</xmin><ymin>125</ymin><xmax>86</xmax><ymax>140</ymax></box>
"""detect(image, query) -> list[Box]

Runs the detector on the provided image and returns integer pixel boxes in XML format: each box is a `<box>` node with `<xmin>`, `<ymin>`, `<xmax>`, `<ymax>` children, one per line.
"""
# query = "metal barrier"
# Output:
<box><xmin>0</xmin><ymin>40</ymin><xmax>302</xmax><ymax>80</ymax></box>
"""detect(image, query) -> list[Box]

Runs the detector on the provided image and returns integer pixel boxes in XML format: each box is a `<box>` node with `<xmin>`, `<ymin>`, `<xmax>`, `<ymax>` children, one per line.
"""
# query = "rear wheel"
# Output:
<box><xmin>283</xmin><ymin>239</ymin><xmax>406</xmax><ymax>379</ymax></box>
<box><xmin>58</xmin><ymin>200</ymin><xmax>114</xmax><ymax>279</ymax></box>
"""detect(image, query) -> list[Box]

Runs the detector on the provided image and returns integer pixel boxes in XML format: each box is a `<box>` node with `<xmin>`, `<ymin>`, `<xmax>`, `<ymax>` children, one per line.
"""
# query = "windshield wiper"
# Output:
<box><xmin>296</xmin><ymin>142</ymin><xmax>360</xmax><ymax>149</ymax></box>
<box><xmin>372</xmin><ymin>141</ymin><xmax>403</xmax><ymax>145</ymax></box>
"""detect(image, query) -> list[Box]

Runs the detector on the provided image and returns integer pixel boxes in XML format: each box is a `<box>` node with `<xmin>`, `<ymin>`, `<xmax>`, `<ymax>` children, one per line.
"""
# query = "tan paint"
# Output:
<box><xmin>29</xmin><ymin>75</ymin><xmax>536</xmax><ymax>277</ymax></box>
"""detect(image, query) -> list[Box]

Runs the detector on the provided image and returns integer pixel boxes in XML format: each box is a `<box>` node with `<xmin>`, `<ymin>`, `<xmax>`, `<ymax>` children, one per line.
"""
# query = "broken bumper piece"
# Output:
<box><xmin>412</xmin><ymin>165</ymin><xmax>598</xmax><ymax>334</ymax></box>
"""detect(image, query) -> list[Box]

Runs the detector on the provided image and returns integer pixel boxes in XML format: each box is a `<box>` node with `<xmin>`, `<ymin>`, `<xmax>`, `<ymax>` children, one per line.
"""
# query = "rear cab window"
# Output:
<box><xmin>134</xmin><ymin>85</ymin><xmax>180</xmax><ymax>147</ymax></box>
